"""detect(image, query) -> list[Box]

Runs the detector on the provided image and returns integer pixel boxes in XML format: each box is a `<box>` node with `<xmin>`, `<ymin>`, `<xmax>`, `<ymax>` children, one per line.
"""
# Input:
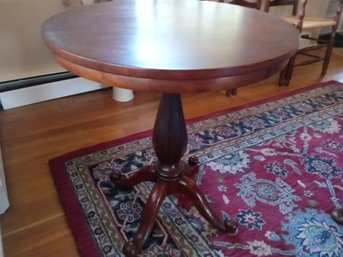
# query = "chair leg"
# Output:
<box><xmin>225</xmin><ymin>88</ymin><xmax>237</xmax><ymax>97</ymax></box>
<box><xmin>284</xmin><ymin>55</ymin><xmax>296</xmax><ymax>86</ymax></box>
<box><xmin>279</xmin><ymin>54</ymin><xmax>296</xmax><ymax>86</ymax></box>
<box><xmin>278</xmin><ymin>67</ymin><xmax>288</xmax><ymax>86</ymax></box>
<box><xmin>321</xmin><ymin>33</ymin><xmax>336</xmax><ymax>76</ymax></box>
<box><xmin>284</xmin><ymin>62</ymin><xmax>294</xmax><ymax>85</ymax></box>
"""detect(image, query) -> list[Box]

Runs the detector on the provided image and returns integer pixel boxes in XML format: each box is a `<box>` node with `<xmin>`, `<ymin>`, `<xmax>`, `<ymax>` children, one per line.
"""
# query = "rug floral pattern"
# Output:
<box><xmin>54</xmin><ymin>81</ymin><xmax>343</xmax><ymax>257</ymax></box>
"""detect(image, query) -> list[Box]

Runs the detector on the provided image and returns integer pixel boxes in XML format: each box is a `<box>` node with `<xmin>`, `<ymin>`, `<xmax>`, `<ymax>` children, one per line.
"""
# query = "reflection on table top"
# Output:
<box><xmin>42</xmin><ymin>0</ymin><xmax>299</xmax><ymax>92</ymax></box>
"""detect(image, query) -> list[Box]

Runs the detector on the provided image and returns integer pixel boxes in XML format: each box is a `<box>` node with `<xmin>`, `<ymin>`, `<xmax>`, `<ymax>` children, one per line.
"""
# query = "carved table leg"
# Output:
<box><xmin>123</xmin><ymin>181</ymin><xmax>168</xmax><ymax>257</ymax></box>
<box><xmin>111</xmin><ymin>93</ymin><xmax>239</xmax><ymax>256</ymax></box>
<box><xmin>332</xmin><ymin>207</ymin><xmax>343</xmax><ymax>224</ymax></box>
<box><xmin>175</xmin><ymin>171</ymin><xmax>239</xmax><ymax>235</ymax></box>
<box><xmin>110</xmin><ymin>165</ymin><xmax>156</xmax><ymax>188</ymax></box>
<box><xmin>279</xmin><ymin>55</ymin><xmax>295</xmax><ymax>86</ymax></box>
<box><xmin>124</xmin><ymin>93</ymin><xmax>188</xmax><ymax>256</ymax></box>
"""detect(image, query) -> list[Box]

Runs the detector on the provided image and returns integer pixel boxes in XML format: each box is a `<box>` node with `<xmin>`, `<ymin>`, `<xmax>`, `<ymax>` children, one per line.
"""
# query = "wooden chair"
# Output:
<box><xmin>265</xmin><ymin>0</ymin><xmax>343</xmax><ymax>86</ymax></box>
<box><xmin>215</xmin><ymin>0</ymin><xmax>262</xmax><ymax>96</ymax></box>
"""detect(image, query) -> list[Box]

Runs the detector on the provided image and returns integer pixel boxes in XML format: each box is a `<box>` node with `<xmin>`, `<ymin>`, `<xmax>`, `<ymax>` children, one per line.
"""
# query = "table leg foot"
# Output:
<box><xmin>122</xmin><ymin>241</ymin><xmax>139</xmax><ymax>257</ymax></box>
<box><xmin>332</xmin><ymin>207</ymin><xmax>343</xmax><ymax>224</ymax></box>
<box><xmin>185</xmin><ymin>156</ymin><xmax>199</xmax><ymax>178</ymax></box>
<box><xmin>122</xmin><ymin>181</ymin><xmax>168</xmax><ymax>257</ymax></box>
<box><xmin>177</xmin><ymin>175</ymin><xmax>239</xmax><ymax>235</ymax></box>
<box><xmin>110</xmin><ymin>165</ymin><xmax>156</xmax><ymax>188</ymax></box>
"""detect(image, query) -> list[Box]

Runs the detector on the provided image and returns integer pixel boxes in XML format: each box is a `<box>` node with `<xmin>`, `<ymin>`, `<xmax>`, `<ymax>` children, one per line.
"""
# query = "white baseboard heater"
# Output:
<box><xmin>0</xmin><ymin>72</ymin><xmax>106</xmax><ymax>110</ymax></box>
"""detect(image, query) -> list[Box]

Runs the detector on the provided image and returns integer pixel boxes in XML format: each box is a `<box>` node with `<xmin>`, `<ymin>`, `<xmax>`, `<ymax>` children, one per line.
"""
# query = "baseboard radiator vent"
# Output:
<box><xmin>0</xmin><ymin>72</ymin><xmax>106</xmax><ymax>110</ymax></box>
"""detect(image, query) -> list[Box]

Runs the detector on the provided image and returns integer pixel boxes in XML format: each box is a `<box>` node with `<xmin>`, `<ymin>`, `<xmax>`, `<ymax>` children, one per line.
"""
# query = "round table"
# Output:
<box><xmin>42</xmin><ymin>1</ymin><xmax>300</xmax><ymax>256</ymax></box>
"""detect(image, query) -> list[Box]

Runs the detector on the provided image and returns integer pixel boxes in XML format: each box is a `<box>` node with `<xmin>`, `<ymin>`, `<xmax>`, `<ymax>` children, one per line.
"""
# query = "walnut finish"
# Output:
<box><xmin>42</xmin><ymin>0</ymin><xmax>299</xmax><ymax>92</ymax></box>
<box><xmin>41</xmin><ymin>0</ymin><xmax>299</xmax><ymax>256</ymax></box>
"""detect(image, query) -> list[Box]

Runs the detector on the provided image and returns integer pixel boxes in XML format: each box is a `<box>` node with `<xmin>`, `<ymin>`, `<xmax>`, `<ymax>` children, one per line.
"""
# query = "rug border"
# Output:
<box><xmin>187</xmin><ymin>80</ymin><xmax>339</xmax><ymax>124</ymax></box>
<box><xmin>50</xmin><ymin>80</ymin><xmax>339</xmax><ymax>162</ymax></box>
<box><xmin>48</xmin><ymin>79</ymin><xmax>340</xmax><ymax>257</ymax></box>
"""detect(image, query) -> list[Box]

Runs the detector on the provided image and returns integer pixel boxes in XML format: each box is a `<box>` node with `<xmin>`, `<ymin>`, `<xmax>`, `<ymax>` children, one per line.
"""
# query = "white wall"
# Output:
<box><xmin>0</xmin><ymin>0</ymin><xmax>118</xmax><ymax>109</ymax></box>
<box><xmin>0</xmin><ymin>0</ymin><xmax>66</xmax><ymax>81</ymax></box>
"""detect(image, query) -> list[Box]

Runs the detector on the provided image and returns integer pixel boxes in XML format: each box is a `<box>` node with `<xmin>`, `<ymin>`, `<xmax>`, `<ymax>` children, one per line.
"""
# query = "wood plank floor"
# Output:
<box><xmin>1</xmin><ymin>49</ymin><xmax>343</xmax><ymax>257</ymax></box>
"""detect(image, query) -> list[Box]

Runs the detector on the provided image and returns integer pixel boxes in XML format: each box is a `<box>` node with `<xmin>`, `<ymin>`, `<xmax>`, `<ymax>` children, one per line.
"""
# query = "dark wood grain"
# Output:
<box><xmin>42</xmin><ymin>0</ymin><xmax>299</xmax><ymax>92</ymax></box>
<box><xmin>152</xmin><ymin>94</ymin><xmax>187</xmax><ymax>179</ymax></box>
<box><xmin>41</xmin><ymin>2</ymin><xmax>299</xmax><ymax>255</ymax></box>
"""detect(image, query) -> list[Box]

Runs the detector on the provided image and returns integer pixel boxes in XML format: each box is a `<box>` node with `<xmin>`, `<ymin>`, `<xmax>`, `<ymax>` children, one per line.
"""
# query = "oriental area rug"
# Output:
<box><xmin>49</xmin><ymin>81</ymin><xmax>343</xmax><ymax>257</ymax></box>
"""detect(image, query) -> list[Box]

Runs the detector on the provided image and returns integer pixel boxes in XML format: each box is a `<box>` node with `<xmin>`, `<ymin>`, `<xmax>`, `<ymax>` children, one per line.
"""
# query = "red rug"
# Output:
<box><xmin>49</xmin><ymin>81</ymin><xmax>343</xmax><ymax>257</ymax></box>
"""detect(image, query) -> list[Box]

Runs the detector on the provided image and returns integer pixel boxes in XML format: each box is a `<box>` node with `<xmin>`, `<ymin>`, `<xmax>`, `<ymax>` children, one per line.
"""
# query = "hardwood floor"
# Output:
<box><xmin>0</xmin><ymin>49</ymin><xmax>343</xmax><ymax>257</ymax></box>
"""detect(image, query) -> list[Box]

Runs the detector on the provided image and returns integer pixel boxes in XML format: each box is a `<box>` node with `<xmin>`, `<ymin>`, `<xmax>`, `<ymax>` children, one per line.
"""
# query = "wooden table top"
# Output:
<box><xmin>41</xmin><ymin>0</ymin><xmax>299</xmax><ymax>92</ymax></box>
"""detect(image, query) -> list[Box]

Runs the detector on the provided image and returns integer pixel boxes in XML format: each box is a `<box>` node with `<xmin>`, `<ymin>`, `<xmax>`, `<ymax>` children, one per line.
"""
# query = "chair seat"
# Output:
<box><xmin>284</xmin><ymin>16</ymin><xmax>337</xmax><ymax>29</ymax></box>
